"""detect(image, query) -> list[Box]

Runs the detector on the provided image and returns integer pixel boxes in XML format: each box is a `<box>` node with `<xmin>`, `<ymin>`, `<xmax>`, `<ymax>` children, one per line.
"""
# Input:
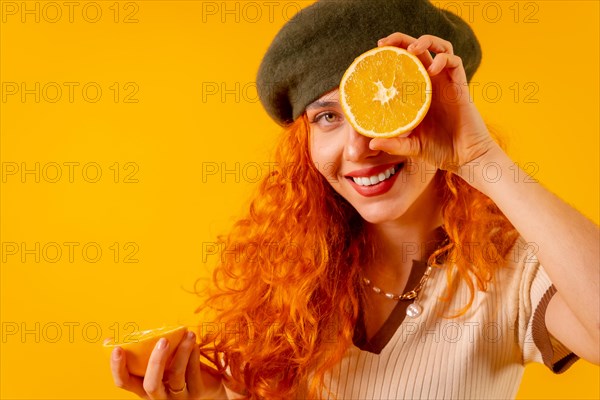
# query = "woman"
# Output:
<box><xmin>110</xmin><ymin>0</ymin><xmax>599</xmax><ymax>398</ymax></box>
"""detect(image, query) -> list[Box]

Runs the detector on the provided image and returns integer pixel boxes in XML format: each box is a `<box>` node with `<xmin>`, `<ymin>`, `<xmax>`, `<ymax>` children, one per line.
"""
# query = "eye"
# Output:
<box><xmin>321</xmin><ymin>112</ymin><xmax>337</xmax><ymax>123</ymax></box>
<box><xmin>311</xmin><ymin>111</ymin><xmax>343</xmax><ymax>130</ymax></box>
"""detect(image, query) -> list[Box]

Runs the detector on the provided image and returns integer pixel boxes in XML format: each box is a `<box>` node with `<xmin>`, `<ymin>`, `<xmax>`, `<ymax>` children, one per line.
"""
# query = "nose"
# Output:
<box><xmin>343</xmin><ymin>125</ymin><xmax>379</xmax><ymax>162</ymax></box>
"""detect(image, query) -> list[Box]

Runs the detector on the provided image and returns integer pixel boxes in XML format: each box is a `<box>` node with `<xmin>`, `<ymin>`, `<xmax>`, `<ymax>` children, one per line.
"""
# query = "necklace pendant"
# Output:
<box><xmin>406</xmin><ymin>302</ymin><xmax>422</xmax><ymax>318</ymax></box>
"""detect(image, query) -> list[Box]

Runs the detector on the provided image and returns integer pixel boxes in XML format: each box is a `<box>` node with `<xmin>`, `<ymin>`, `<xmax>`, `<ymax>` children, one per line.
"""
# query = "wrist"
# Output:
<box><xmin>455</xmin><ymin>143</ymin><xmax>512</xmax><ymax>195</ymax></box>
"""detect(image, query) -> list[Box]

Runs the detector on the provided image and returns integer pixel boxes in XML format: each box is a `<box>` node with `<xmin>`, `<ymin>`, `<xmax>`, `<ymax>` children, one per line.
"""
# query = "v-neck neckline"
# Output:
<box><xmin>352</xmin><ymin>226</ymin><xmax>448</xmax><ymax>354</ymax></box>
<box><xmin>352</xmin><ymin>258</ymin><xmax>428</xmax><ymax>354</ymax></box>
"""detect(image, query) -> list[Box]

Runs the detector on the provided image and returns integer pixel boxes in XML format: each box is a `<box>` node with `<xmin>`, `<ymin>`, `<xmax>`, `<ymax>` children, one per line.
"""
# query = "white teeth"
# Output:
<box><xmin>351</xmin><ymin>165</ymin><xmax>400</xmax><ymax>187</ymax></box>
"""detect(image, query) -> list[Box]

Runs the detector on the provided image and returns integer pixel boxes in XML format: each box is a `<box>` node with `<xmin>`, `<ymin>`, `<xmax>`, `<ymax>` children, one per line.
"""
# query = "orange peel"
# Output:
<box><xmin>103</xmin><ymin>325</ymin><xmax>188</xmax><ymax>376</ymax></box>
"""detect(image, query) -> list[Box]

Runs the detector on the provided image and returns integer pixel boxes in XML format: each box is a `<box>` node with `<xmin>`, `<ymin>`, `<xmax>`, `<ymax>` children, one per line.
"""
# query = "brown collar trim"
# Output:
<box><xmin>353</xmin><ymin>226</ymin><xmax>449</xmax><ymax>354</ymax></box>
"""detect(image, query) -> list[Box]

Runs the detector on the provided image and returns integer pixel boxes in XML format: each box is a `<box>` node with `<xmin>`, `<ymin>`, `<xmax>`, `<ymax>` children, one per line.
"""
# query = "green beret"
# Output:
<box><xmin>256</xmin><ymin>0</ymin><xmax>482</xmax><ymax>126</ymax></box>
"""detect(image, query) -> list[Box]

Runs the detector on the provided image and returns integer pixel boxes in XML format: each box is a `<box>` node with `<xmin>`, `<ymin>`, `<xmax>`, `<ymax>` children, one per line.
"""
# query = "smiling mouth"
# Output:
<box><xmin>346</xmin><ymin>163</ymin><xmax>404</xmax><ymax>187</ymax></box>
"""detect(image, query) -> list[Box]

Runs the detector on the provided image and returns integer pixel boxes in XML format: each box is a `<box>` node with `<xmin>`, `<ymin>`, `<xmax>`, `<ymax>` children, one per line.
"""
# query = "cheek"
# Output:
<box><xmin>310</xmin><ymin>131</ymin><xmax>341</xmax><ymax>182</ymax></box>
<box><xmin>402</xmin><ymin>160</ymin><xmax>439</xmax><ymax>187</ymax></box>
<box><xmin>310</xmin><ymin>150</ymin><xmax>339</xmax><ymax>183</ymax></box>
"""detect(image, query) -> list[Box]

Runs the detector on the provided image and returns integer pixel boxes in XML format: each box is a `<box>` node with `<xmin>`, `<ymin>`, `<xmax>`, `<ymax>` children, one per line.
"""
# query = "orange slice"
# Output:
<box><xmin>103</xmin><ymin>325</ymin><xmax>188</xmax><ymax>376</ymax></box>
<box><xmin>340</xmin><ymin>46</ymin><xmax>432</xmax><ymax>138</ymax></box>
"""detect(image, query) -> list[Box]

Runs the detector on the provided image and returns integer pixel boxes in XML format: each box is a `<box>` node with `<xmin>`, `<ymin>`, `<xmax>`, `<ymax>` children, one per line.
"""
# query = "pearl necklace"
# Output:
<box><xmin>361</xmin><ymin>264</ymin><xmax>433</xmax><ymax>318</ymax></box>
<box><xmin>361</xmin><ymin>235</ymin><xmax>449</xmax><ymax>318</ymax></box>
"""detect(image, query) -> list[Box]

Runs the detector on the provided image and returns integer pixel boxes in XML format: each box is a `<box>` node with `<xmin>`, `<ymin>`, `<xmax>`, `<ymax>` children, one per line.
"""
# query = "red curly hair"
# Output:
<box><xmin>195</xmin><ymin>114</ymin><xmax>518</xmax><ymax>399</ymax></box>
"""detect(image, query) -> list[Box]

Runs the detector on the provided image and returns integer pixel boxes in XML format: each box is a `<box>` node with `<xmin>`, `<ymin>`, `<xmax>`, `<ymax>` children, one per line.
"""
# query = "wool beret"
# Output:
<box><xmin>256</xmin><ymin>0</ymin><xmax>482</xmax><ymax>126</ymax></box>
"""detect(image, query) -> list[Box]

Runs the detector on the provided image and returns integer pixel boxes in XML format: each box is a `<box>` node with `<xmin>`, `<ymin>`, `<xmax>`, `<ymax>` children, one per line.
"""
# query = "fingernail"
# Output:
<box><xmin>156</xmin><ymin>337</ymin><xmax>168</xmax><ymax>350</ymax></box>
<box><xmin>187</xmin><ymin>331</ymin><xmax>196</xmax><ymax>341</ymax></box>
<box><xmin>112</xmin><ymin>347</ymin><xmax>122</xmax><ymax>360</ymax></box>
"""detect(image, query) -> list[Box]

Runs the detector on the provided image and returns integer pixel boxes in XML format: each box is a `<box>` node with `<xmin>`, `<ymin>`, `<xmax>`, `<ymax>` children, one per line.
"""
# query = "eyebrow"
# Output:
<box><xmin>305</xmin><ymin>100</ymin><xmax>340</xmax><ymax>110</ymax></box>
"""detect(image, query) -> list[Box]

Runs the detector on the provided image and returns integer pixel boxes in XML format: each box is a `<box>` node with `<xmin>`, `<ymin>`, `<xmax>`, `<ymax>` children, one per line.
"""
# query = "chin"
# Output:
<box><xmin>352</xmin><ymin>203</ymin><xmax>410</xmax><ymax>225</ymax></box>
<box><xmin>327</xmin><ymin>166</ymin><xmax>441</xmax><ymax>226</ymax></box>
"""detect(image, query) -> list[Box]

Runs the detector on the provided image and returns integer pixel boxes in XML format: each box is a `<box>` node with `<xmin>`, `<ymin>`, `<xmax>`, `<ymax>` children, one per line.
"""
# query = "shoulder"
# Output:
<box><xmin>493</xmin><ymin>235</ymin><xmax>547</xmax><ymax>287</ymax></box>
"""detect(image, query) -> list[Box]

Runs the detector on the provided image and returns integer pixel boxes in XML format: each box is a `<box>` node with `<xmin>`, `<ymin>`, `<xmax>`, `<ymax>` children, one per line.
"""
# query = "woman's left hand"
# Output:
<box><xmin>369</xmin><ymin>32</ymin><xmax>498</xmax><ymax>172</ymax></box>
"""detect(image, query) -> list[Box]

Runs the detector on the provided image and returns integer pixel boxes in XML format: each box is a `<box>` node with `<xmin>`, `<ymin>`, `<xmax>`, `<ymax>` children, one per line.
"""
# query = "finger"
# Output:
<box><xmin>369</xmin><ymin>136</ymin><xmax>421</xmax><ymax>157</ymax></box>
<box><xmin>378</xmin><ymin>32</ymin><xmax>417</xmax><ymax>48</ymax></box>
<box><xmin>185</xmin><ymin>338</ymin><xmax>203</xmax><ymax>395</ymax></box>
<box><xmin>379</xmin><ymin>32</ymin><xmax>433</xmax><ymax>68</ymax></box>
<box><xmin>164</xmin><ymin>331</ymin><xmax>196</xmax><ymax>395</ymax></box>
<box><xmin>428</xmin><ymin>53</ymin><xmax>467</xmax><ymax>84</ymax></box>
<box><xmin>408</xmin><ymin>34</ymin><xmax>454</xmax><ymax>55</ymax></box>
<box><xmin>143</xmin><ymin>338</ymin><xmax>170</xmax><ymax>399</ymax></box>
<box><xmin>110</xmin><ymin>347</ymin><xmax>148</xmax><ymax>399</ymax></box>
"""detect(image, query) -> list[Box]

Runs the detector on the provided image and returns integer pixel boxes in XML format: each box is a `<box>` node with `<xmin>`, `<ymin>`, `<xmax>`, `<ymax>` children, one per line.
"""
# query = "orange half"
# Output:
<box><xmin>340</xmin><ymin>46</ymin><xmax>432</xmax><ymax>138</ymax></box>
<box><xmin>103</xmin><ymin>325</ymin><xmax>188</xmax><ymax>376</ymax></box>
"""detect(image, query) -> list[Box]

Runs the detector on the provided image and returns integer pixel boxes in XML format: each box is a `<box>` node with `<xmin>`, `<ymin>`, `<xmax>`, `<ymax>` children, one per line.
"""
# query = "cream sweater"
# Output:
<box><xmin>223</xmin><ymin>237</ymin><xmax>577</xmax><ymax>399</ymax></box>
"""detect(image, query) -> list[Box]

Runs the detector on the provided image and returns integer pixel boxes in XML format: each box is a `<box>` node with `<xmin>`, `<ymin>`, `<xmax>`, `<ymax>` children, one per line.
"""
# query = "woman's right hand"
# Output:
<box><xmin>110</xmin><ymin>330</ymin><xmax>226</xmax><ymax>399</ymax></box>
<box><xmin>371</xmin><ymin>32</ymin><xmax>498</xmax><ymax>174</ymax></box>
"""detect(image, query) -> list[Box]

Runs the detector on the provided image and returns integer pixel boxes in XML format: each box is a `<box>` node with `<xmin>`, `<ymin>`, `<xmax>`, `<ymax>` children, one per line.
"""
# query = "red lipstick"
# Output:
<box><xmin>346</xmin><ymin>163</ymin><xmax>404</xmax><ymax>197</ymax></box>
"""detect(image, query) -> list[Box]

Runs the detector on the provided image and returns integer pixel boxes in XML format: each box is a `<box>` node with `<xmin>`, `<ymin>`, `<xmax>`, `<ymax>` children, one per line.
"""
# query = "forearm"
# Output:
<box><xmin>457</xmin><ymin>144</ymin><xmax>600</xmax><ymax>337</ymax></box>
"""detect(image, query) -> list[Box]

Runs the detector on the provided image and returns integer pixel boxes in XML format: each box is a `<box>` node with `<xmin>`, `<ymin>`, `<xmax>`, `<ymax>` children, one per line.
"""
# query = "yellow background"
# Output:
<box><xmin>1</xmin><ymin>0</ymin><xmax>598</xmax><ymax>398</ymax></box>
